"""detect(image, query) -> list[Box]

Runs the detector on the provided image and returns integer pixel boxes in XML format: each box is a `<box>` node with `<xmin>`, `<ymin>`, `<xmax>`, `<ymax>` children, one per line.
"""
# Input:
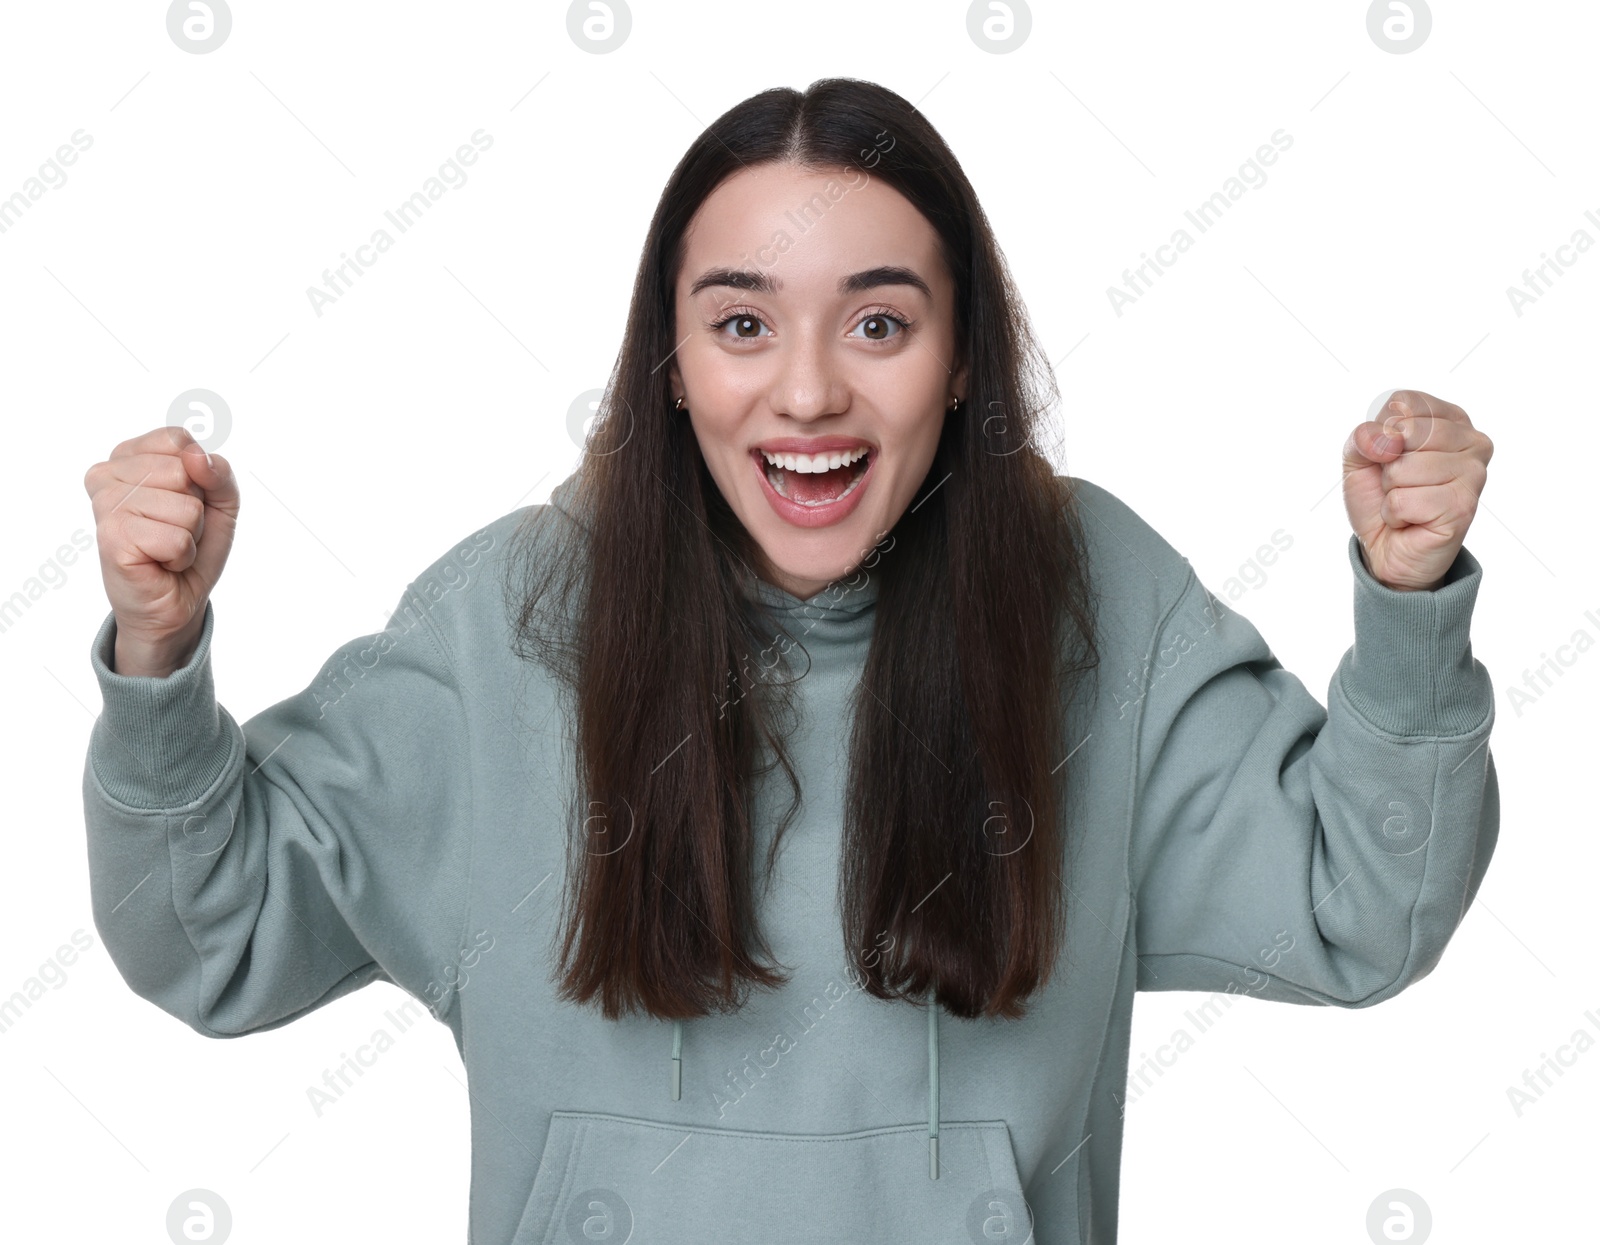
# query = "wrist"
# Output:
<box><xmin>1356</xmin><ymin>542</ymin><xmax>1446</xmax><ymax>593</ymax></box>
<box><xmin>112</xmin><ymin>618</ymin><xmax>205</xmax><ymax>678</ymax></box>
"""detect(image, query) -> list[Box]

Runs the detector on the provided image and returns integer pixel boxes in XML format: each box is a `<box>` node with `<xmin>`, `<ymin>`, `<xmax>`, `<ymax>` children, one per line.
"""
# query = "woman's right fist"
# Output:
<box><xmin>83</xmin><ymin>425</ymin><xmax>240</xmax><ymax>676</ymax></box>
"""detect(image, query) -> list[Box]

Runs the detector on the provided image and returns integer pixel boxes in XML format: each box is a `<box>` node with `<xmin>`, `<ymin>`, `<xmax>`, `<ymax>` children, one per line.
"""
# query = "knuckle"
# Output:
<box><xmin>152</xmin><ymin>457</ymin><xmax>191</xmax><ymax>492</ymax></box>
<box><xmin>96</xmin><ymin>511</ymin><xmax>128</xmax><ymax>549</ymax></box>
<box><xmin>175</xmin><ymin>491</ymin><xmax>206</xmax><ymax>528</ymax></box>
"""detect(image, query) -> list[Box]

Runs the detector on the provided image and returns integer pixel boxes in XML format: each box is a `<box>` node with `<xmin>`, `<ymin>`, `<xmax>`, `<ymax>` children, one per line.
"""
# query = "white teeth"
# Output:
<box><xmin>759</xmin><ymin>446</ymin><xmax>870</xmax><ymax>473</ymax></box>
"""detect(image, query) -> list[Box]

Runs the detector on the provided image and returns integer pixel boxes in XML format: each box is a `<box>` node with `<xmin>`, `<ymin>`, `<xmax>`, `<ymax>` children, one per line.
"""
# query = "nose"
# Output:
<box><xmin>770</xmin><ymin>322</ymin><xmax>847</xmax><ymax>422</ymax></box>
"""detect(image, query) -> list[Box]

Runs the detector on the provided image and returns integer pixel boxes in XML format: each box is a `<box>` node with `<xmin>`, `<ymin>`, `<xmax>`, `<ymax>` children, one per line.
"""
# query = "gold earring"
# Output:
<box><xmin>674</xmin><ymin>396</ymin><xmax>686</xmax><ymax>412</ymax></box>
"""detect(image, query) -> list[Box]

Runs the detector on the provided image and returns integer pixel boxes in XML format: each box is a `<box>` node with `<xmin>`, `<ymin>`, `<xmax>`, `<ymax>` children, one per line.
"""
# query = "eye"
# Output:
<box><xmin>708</xmin><ymin>309</ymin><xmax>771</xmax><ymax>340</ymax></box>
<box><xmin>850</xmin><ymin>310</ymin><xmax>911</xmax><ymax>342</ymax></box>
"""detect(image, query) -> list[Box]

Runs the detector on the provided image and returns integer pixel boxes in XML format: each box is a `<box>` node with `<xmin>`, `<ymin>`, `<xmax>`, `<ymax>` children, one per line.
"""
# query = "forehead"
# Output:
<box><xmin>678</xmin><ymin>161</ymin><xmax>945</xmax><ymax>294</ymax></box>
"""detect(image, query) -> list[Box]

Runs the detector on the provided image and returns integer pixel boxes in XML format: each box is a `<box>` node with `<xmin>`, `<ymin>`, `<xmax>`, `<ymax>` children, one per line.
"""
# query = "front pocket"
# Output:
<box><xmin>510</xmin><ymin>1111</ymin><xmax>1035</xmax><ymax>1244</ymax></box>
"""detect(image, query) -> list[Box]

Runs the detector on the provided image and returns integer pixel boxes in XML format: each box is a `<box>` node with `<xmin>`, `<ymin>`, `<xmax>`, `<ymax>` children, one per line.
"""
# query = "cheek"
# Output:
<box><xmin>683</xmin><ymin>357</ymin><xmax>762</xmax><ymax>421</ymax></box>
<box><xmin>687</xmin><ymin>406</ymin><xmax>747</xmax><ymax>453</ymax></box>
<box><xmin>685</xmin><ymin>414</ymin><xmax>756</xmax><ymax>497</ymax></box>
<box><xmin>885</xmin><ymin>408</ymin><xmax>948</xmax><ymax>462</ymax></box>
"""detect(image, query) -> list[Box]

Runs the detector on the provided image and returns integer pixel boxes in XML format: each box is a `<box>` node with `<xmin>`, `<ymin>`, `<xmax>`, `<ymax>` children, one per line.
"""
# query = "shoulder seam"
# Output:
<box><xmin>1124</xmin><ymin>559</ymin><xmax>1201</xmax><ymax>980</ymax></box>
<box><xmin>402</xmin><ymin>583</ymin><xmax>476</xmax><ymax>1026</ymax></box>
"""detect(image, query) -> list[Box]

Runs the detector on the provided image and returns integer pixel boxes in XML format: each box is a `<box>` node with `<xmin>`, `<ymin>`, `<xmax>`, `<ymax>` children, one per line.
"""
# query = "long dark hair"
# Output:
<box><xmin>504</xmin><ymin>77</ymin><xmax>1101</xmax><ymax>1024</ymax></box>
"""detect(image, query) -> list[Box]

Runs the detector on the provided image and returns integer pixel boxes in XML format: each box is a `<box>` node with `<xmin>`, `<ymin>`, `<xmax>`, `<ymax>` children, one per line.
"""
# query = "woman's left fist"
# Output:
<box><xmin>1342</xmin><ymin>389</ymin><xmax>1494</xmax><ymax>592</ymax></box>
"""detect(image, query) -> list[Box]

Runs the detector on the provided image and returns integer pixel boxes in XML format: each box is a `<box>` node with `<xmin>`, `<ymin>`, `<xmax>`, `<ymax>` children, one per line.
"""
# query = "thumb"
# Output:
<box><xmin>178</xmin><ymin>442</ymin><xmax>240</xmax><ymax>592</ymax></box>
<box><xmin>178</xmin><ymin>440</ymin><xmax>241</xmax><ymax>516</ymax></box>
<box><xmin>1342</xmin><ymin>419</ymin><xmax>1406</xmax><ymax>476</ymax></box>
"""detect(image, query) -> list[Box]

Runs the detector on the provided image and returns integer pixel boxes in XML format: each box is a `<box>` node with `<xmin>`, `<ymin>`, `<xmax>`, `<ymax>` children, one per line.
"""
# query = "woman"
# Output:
<box><xmin>82</xmin><ymin>78</ymin><xmax>1497</xmax><ymax>1245</ymax></box>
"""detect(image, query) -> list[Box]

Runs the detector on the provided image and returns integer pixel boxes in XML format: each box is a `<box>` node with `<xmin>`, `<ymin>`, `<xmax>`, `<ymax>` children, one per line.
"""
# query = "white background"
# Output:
<box><xmin>1</xmin><ymin>1</ymin><xmax>1593</xmax><ymax>1241</ymax></box>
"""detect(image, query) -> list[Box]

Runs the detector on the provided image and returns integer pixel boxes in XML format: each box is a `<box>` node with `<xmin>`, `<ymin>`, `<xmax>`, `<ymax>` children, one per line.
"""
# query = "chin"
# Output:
<box><xmin>762</xmin><ymin>542</ymin><xmax>851</xmax><ymax>586</ymax></box>
<box><xmin>722</xmin><ymin>449</ymin><xmax>897</xmax><ymax>592</ymax></box>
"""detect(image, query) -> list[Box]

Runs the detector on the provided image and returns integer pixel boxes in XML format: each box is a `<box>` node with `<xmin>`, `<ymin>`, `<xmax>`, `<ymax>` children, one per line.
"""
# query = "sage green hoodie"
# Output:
<box><xmin>82</xmin><ymin>473</ymin><xmax>1498</xmax><ymax>1244</ymax></box>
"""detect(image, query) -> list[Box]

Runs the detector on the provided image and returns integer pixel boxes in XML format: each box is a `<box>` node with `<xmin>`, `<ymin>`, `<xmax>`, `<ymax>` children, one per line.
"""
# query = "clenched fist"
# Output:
<box><xmin>1342</xmin><ymin>389</ymin><xmax>1494</xmax><ymax>592</ymax></box>
<box><xmin>83</xmin><ymin>426</ymin><xmax>239</xmax><ymax>677</ymax></box>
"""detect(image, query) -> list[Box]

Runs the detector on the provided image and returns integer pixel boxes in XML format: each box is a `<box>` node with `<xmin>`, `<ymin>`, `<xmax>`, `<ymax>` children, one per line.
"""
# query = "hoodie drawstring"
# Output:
<box><xmin>668</xmin><ymin>1004</ymin><xmax>941</xmax><ymax>1180</ymax></box>
<box><xmin>928</xmin><ymin>998</ymin><xmax>940</xmax><ymax>1179</ymax></box>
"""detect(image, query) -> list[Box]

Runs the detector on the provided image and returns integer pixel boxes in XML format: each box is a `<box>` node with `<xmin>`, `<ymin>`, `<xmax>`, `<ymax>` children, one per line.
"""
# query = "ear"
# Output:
<box><xmin>950</xmin><ymin>353</ymin><xmax>970</xmax><ymax>406</ymax></box>
<box><xmin>667</xmin><ymin>359</ymin><xmax>684</xmax><ymax>404</ymax></box>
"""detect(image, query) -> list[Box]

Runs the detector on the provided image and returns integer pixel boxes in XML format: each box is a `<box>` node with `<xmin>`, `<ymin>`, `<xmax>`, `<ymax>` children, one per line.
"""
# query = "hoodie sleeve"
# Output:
<box><xmin>81</xmin><ymin>576</ymin><xmax>475</xmax><ymax>1038</ymax></box>
<box><xmin>1128</xmin><ymin>534</ymin><xmax>1499</xmax><ymax>1007</ymax></box>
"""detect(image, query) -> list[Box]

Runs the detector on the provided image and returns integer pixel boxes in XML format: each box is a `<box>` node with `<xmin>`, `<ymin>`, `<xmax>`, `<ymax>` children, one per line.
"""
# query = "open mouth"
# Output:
<box><xmin>757</xmin><ymin>446</ymin><xmax>872</xmax><ymax>507</ymax></box>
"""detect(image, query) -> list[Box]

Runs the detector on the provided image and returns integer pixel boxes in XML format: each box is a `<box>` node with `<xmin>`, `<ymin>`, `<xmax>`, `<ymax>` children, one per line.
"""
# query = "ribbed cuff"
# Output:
<box><xmin>86</xmin><ymin>599</ymin><xmax>239</xmax><ymax>810</ymax></box>
<box><xmin>1335</xmin><ymin>534</ymin><xmax>1493</xmax><ymax>738</ymax></box>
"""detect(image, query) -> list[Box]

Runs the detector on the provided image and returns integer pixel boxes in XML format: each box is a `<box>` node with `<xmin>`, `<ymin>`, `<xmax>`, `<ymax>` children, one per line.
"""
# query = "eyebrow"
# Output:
<box><xmin>688</xmin><ymin>264</ymin><xmax>932</xmax><ymax>300</ymax></box>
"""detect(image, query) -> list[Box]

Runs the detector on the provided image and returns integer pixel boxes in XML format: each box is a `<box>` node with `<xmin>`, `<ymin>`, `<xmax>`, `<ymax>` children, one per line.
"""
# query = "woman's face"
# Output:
<box><xmin>669</xmin><ymin>160</ymin><xmax>966</xmax><ymax>602</ymax></box>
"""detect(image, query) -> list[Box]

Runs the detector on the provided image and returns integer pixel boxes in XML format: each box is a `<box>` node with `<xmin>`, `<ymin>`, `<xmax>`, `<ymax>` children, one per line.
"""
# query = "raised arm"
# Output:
<box><xmin>1130</xmin><ymin>534</ymin><xmax>1498</xmax><ymax>1006</ymax></box>
<box><xmin>81</xmin><ymin>426</ymin><xmax>476</xmax><ymax>1037</ymax></box>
